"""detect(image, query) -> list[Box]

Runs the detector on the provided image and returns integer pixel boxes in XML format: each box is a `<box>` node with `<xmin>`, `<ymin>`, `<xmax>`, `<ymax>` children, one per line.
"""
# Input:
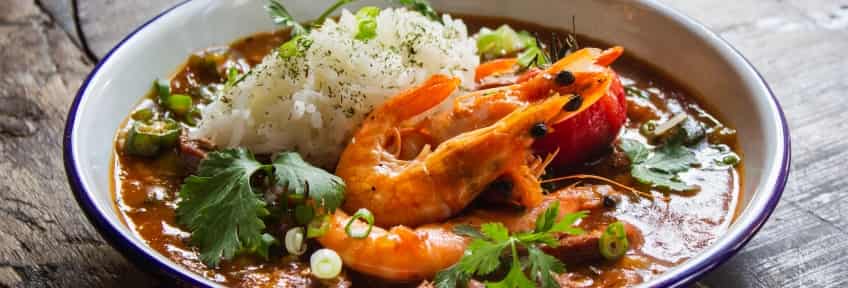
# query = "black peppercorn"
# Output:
<box><xmin>556</xmin><ymin>70</ymin><xmax>576</xmax><ymax>86</ymax></box>
<box><xmin>603</xmin><ymin>195</ymin><xmax>617</xmax><ymax>208</ymax></box>
<box><xmin>563</xmin><ymin>94</ymin><xmax>583</xmax><ymax>112</ymax></box>
<box><xmin>530</xmin><ymin>123</ymin><xmax>548</xmax><ymax>138</ymax></box>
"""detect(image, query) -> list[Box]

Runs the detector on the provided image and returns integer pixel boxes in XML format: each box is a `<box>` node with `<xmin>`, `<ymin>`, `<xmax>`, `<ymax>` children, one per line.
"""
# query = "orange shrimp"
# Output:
<box><xmin>413</xmin><ymin>47</ymin><xmax>623</xmax><ymax>154</ymax></box>
<box><xmin>397</xmin><ymin>48</ymin><xmax>621</xmax><ymax>208</ymax></box>
<box><xmin>336</xmin><ymin>77</ymin><xmax>604</xmax><ymax>227</ymax></box>
<box><xmin>318</xmin><ymin>185</ymin><xmax>604</xmax><ymax>281</ymax></box>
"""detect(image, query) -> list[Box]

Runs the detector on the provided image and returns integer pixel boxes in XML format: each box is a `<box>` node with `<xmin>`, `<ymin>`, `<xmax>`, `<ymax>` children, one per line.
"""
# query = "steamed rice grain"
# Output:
<box><xmin>192</xmin><ymin>8</ymin><xmax>478</xmax><ymax>167</ymax></box>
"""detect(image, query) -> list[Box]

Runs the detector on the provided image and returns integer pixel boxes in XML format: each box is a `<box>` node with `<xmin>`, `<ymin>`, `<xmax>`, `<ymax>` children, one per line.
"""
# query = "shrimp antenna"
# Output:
<box><xmin>541</xmin><ymin>174</ymin><xmax>654</xmax><ymax>199</ymax></box>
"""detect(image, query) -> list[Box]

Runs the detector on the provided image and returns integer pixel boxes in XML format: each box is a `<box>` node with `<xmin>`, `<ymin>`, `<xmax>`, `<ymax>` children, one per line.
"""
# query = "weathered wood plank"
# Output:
<box><xmin>35</xmin><ymin>0</ymin><xmax>81</xmax><ymax>45</ymax></box>
<box><xmin>0</xmin><ymin>0</ymin><xmax>157</xmax><ymax>286</ymax></box>
<box><xmin>77</xmin><ymin>0</ymin><xmax>180</xmax><ymax>58</ymax></box>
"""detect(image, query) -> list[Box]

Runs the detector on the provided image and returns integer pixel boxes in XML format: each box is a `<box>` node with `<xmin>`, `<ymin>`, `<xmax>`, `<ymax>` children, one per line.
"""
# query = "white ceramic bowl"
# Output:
<box><xmin>64</xmin><ymin>0</ymin><xmax>790</xmax><ymax>287</ymax></box>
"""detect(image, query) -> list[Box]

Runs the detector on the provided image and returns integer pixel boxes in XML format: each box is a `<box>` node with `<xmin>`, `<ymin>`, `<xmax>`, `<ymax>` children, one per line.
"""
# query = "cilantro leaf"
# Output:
<box><xmin>395</xmin><ymin>0</ymin><xmax>440</xmax><ymax>21</ymax></box>
<box><xmin>480</xmin><ymin>222</ymin><xmax>510</xmax><ymax>242</ymax></box>
<box><xmin>631</xmin><ymin>166</ymin><xmax>693</xmax><ymax>191</ymax></box>
<box><xmin>437</xmin><ymin>204</ymin><xmax>587</xmax><ymax>288</ymax></box>
<box><xmin>644</xmin><ymin>142</ymin><xmax>697</xmax><ymax>173</ymax></box>
<box><xmin>176</xmin><ymin>148</ymin><xmax>269</xmax><ymax>267</ymax></box>
<box><xmin>534</xmin><ymin>201</ymin><xmax>560</xmax><ymax>233</ymax></box>
<box><xmin>549</xmin><ymin>210</ymin><xmax>588</xmax><ymax>236</ymax></box>
<box><xmin>265</xmin><ymin>0</ymin><xmax>308</xmax><ymax>36</ymax></box>
<box><xmin>486</xmin><ymin>254</ymin><xmax>535</xmax><ymax>288</ymax></box>
<box><xmin>433</xmin><ymin>264</ymin><xmax>470</xmax><ymax>288</ymax></box>
<box><xmin>271</xmin><ymin>152</ymin><xmax>345</xmax><ymax>212</ymax></box>
<box><xmin>619</xmin><ymin>139</ymin><xmax>649</xmax><ymax>163</ymax></box>
<box><xmin>528</xmin><ymin>246</ymin><xmax>566</xmax><ymax>288</ymax></box>
<box><xmin>619</xmin><ymin>139</ymin><xmax>697</xmax><ymax>191</ymax></box>
<box><xmin>458</xmin><ymin>239</ymin><xmax>509</xmax><ymax>275</ymax></box>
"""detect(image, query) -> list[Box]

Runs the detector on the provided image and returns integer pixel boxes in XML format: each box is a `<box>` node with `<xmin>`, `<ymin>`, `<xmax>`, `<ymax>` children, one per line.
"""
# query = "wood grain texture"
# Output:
<box><xmin>0</xmin><ymin>0</ymin><xmax>159</xmax><ymax>286</ymax></box>
<box><xmin>2</xmin><ymin>0</ymin><xmax>846</xmax><ymax>287</ymax></box>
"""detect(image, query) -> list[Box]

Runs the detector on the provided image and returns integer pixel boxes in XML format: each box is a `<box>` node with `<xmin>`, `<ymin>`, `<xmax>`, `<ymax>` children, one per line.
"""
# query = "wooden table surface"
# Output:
<box><xmin>2</xmin><ymin>0</ymin><xmax>846</xmax><ymax>287</ymax></box>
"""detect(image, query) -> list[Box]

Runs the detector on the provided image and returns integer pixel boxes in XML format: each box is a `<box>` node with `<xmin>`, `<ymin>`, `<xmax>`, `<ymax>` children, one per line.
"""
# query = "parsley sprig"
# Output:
<box><xmin>395</xmin><ymin>0</ymin><xmax>441</xmax><ymax>22</ymax></box>
<box><xmin>618</xmin><ymin>139</ymin><xmax>697</xmax><ymax>191</ymax></box>
<box><xmin>435</xmin><ymin>202</ymin><xmax>587</xmax><ymax>288</ymax></box>
<box><xmin>176</xmin><ymin>148</ymin><xmax>344</xmax><ymax>267</ymax></box>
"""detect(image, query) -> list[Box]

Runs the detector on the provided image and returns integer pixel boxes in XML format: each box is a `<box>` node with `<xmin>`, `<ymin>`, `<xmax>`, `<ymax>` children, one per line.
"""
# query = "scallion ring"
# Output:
<box><xmin>354</xmin><ymin>6</ymin><xmax>380</xmax><ymax>41</ymax></box>
<box><xmin>131</xmin><ymin>108</ymin><xmax>155</xmax><ymax>122</ymax></box>
<box><xmin>154</xmin><ymin>79</ymin><xmax>171</xmax><ymax>103</ymax></box>
<box><xmin>166</xmin><ymin>94</ymin><xmax>193</xmax><ymax>116</ymax></box>
<box><xmin>599</xmin><ymin>221</ymin><xmax>629</xmax><ymax>260</ymax></box>
<box><xmin>344</xmin><ymin>208</ymin><xmax>375</xmax><ymax>239</ymax></box>
<box><xmin>306</xmin><ymin>214</ymin><xmax>330</xmax><ymax>238</ymax></box>
<box><xmin>123</xmin><ymin>119</ymin><xmax>181</xmax><ymax>157</ymax></box>
<box><xmin>310</xmin><ymin>248</ymin><xmax>342</xmax><ymax>279</ymax></box>
<box><xmin>284</xmin><ymin>227</ymin><xmax>307</xmax><ymax>256</ymax></box>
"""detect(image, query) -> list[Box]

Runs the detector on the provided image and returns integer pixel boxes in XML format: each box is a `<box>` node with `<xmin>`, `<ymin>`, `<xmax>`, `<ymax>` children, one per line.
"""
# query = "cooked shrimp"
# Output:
<box><xmin>415</xmin><ymin>47</ymin><xmax>623</xmax><ymax>147</ymax></box>
<box><xmin>336</xmin><ymin>75</ymin><xmax>611</xmax><ymax>227</ymax></box>
<box><xmin>318</xmin><ymin>186</ymin><xmax>607</xmax><ymax>281</ymax></box>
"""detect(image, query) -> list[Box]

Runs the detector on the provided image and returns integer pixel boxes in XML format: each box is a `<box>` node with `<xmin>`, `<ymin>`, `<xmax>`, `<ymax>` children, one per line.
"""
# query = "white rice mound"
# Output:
<box><xmin>192</xmin><ymin>8</ymin><xmax>478</xmax><ymax>167</ymax></box>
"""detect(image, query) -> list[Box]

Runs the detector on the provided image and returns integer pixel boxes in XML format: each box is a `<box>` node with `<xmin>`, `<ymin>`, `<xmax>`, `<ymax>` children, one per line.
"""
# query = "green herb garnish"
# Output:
<box><xmin>516</xmin><ymin>44</ymin><xmax>549</xmax><ymax>69</ymax></box>
<box><xmin>176</xmin><ymin>149</ymin><xmax>345</xmax><ymax>267</ymax></box>
<box><xmin>435</xmin><ymin>202</ymin><xmax>587</xmax><ymax>288</ymax></box>
<box><xmin>266</xmin><ymin>0</ymin><xmax>360</xmax><ymax>36</ymax></box>
<box><xmin>354</xmin><ymin>6</ymin><xmax>380</xmax><ymax>41</ymax></box>
<box><xmin>154</xmin><ymin>79</ymin><xmax>171</xmax><ymax>104</ymax></box>
<box><xmin>271</xmin><ymin>152</ymin><xmax>345</xmax><ymax>212</ymax></box>
<box><xmin>619</xmin><ymin>139</ymin><xmax>697</xmax><ymax>191</ymax></box>
<box><xmin>599</xmin><ymin>221</ymin><xmax>629</xmax><ymax>260</ymax></box>
<box><xmin>176</xmin><ymin>148</ymin><xmax>270</xmax><ymax>267</ymax></box>
<box><xmin>395</xmin><ymin>0</ymin><xmax>440</xmax><ymax>22</ymax></box>
<box><xmin>123</xmin><ymin>119</ymin><xmax>181</xmax><ymax>157</ymax></box>
<box><xmin>315</xmin><ymin>0</ymin><xmax>359</xmax><ymax>27</ymax></box>
<box><xmin>265</xmin><ymin>0</ymin><xmax>308</xmax><ymax>36</ymax></box>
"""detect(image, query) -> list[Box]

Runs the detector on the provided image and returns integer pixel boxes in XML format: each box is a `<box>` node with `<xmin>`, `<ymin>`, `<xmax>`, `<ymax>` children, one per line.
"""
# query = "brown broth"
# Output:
<box><xmin>112</xmin><ymin>15</ymin><xmax>742</xmax><ymax>288</ymax></box>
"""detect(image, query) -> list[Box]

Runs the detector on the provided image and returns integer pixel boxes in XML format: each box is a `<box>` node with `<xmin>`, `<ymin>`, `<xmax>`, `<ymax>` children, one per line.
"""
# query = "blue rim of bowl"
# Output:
<box><xmin>63</xmin><ymin>1</ymin><xmax>791</xmax><ymax>287</ymax></box>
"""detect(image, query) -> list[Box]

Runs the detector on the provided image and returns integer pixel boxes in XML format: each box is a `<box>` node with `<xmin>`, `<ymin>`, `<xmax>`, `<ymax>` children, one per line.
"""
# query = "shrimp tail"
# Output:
<box><xmin>377</xmin><ymin>74</ymin><xmax>460</xmax><ymax>121</ymax></box>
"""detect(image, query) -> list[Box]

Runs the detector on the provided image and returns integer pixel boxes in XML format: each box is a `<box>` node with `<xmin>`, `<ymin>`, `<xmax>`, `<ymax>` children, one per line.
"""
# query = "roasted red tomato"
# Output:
<box><xmin>533</xmin><ymin>70</ymin><xmax>627</xmax><ymax>167</ymax></box>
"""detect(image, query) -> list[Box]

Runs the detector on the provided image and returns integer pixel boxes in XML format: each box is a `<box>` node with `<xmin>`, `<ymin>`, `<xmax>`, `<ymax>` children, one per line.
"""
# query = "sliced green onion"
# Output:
<box><xmin>131</xmin><ymin>108</ymin><xmax>155</xmax><ymax>122</ymax></box>
<box><xmin>310</xmin><ymin>248</ymin><xmax>342</xmax><ymax>279</ymax></box>
<box><xmin>355</xmin><ymin>18</ymin><xmax>378</xmax><ymax>40</ymax></box>
<box><xmin>344</xmin><ymin>208</ymin><xmax>375</xmax><ymax>239</ymax></box>
<box><xmin>599</xmin><ymin>221</ymin><xmax>629</xmax><ymax>260</ymax></box>
<box><xmin>640</xmin><ymin>120</ymin><xmax>658</xmax><ymax>136</ymax></box>
<box><xmin>354</xmin><ymin>6</ymin><xmax>380</xmax><ymax>41</ymax></box>
<box><xmin>154</xmin><ymin>79</ymin><xmax>171</xmax><ymax>103</ymax></box>
<box><xmin>719</xmin><ymin>153</ymin><xmax>740</xmax><ymax>166</ymax></box>
<box><xmin>517</xmin><ymin>45</ymin><xmax>549</xmax><ymax>69</ymax></box>
<box><xmin>226</xmin><ymin>66</ymin><xmax>239</xmax><ymax>87</ymax></box>
<box><xmin>294</xmin><ymin>204</ymin><xmax>315</xmax><ymax>225</ymax></box>
<box><xmin>517</xmin><ymin>31</ymin><xmax>537</xmax><ymax>48</ymax></box>
<box><xmin>278</xmin><ymin>35</ymin><xmax>312</xmax><ymax>59</ymax></box>
<box><xmin>476</xmin><ymin>25</ymin><xmax>525</xmax><ymax>59</ymax></box>
<box><xmin>306</xmin><ymin>214</ymin><xmax>330</xmax><ymax>238</ymax></box>
<box><xmin>167</xmin><ymin>94</ymin><xmax>193</xmax><ymax>116</ymax></box>
<box><xmin>285</xmin><ymin>227</ymin><xmax>307</xmax><ymax>256</ymax></box>
<box><xmin>124</xmin><ymin>119</ymin><xmax>181</xmax><ymax>157</ymax></box>
<box><xmin>314</xmin><ymin>0</ymin><xmax>356</xmax><ymax>27</ymax></box>
<box><xmin>184</xmin><ymin>107</ymin><xmax>202</xmax><ymax>127</ymax></box>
